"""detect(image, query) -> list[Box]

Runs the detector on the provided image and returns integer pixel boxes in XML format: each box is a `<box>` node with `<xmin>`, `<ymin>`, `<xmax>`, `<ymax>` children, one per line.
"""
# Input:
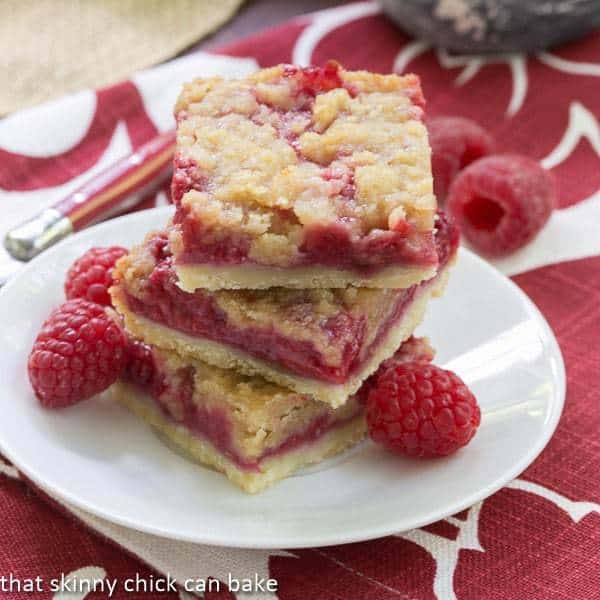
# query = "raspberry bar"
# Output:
<box><xmin>111</xmin><ymin>214</ymin><xmax>458</xmax><ymax>407</ymax></box>
<box><xmin>170</xmin><ymin>62</ymin><xmax>438</xmax><ymax>291</ymax></box>
<box><xmin>113</xmin><ymin>337</ymin><xmax>434</xmax><ymax>493</ymax></box>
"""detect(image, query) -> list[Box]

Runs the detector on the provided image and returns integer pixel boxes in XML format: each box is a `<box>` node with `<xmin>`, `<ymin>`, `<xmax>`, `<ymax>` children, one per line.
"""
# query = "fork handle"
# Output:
<box><xmin>4</xmin><ymin>130</ymin><xmax>176</xmax><ymax>262</ymax></box>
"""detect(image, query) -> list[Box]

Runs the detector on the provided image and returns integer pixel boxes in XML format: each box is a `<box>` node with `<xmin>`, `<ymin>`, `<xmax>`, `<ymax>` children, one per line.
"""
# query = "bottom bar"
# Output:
<box><xmin>113</xmin><ymin>382</ymin><xmax>366</xmax><ymax>494</ymax></box>
<box><xmin>112</xmin><ymin>337</ymin><xmax>434</xmax><ymax>493</ymax></box>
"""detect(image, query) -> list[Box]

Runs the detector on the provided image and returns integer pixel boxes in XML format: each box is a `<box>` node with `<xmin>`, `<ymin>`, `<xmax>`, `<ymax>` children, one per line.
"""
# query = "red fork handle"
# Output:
<box><xmin>4</xmin><ymin>130</ymin><xmax>176</xmax><ymax>261</ymax></box>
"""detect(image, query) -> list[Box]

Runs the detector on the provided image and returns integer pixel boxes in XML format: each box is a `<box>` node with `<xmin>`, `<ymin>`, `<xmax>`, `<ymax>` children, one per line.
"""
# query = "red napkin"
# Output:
<box><xmin>1</xmin><ymin>4</ymin><xmax>598</xmax><ymax>598</ymax></box>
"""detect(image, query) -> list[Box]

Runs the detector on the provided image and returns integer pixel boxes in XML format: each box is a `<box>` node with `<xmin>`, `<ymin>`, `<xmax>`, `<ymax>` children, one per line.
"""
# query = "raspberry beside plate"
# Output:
<box><xmin>64</xmin><ymin>246</ymin><xmax>127</xmax><ymax>306</ymax></box>
<box><xmin>27</xmin><ymin>299</ymin><xmax>127</xmax><ymax>408</ymax></box>
<box><xmin>447</xmin><ymin>154</ymin><xmax>556</xmax><ymax>257</ymax></box>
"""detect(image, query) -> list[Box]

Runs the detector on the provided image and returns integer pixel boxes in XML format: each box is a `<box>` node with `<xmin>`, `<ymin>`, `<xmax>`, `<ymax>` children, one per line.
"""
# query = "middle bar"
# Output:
<box><xmin>110</xmin><ymin>214</ymin><xmax>458</xmax><ymax>407</ymax></box>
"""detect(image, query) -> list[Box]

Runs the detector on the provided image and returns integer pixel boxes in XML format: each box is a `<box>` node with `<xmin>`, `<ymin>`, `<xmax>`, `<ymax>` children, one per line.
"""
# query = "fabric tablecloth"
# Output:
<box><xmin>0</xmin><ymin>3</ymin><xmax>599</xmax><ymax>598</ymax></box>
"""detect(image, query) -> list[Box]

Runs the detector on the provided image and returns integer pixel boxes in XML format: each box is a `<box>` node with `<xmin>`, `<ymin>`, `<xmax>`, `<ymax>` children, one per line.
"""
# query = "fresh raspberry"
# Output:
<box><xmin>65</xmin><ymin>246</ymin><xmax>128</xmax><ymax>306</ymax></box>
<box><xmin>427</xmin><ymin>116</ymin><xmax>495</xmax><ymax>202</ymax></box>
<box><xmin>357</xmin><ymin>336</ymin><xmax>435</xmax><ymax>405</ymax></box>
<box><xmin>446</xmin><ymin>154</ymin><xmax>556</xmax><ymax>256</ymax></box>
<box><xmin>366</xmin><ymin>362</ymin><xmax>480</xmax><ymax>457</ymax></box>
<box><xmin>28</xmin><ymin>299</ymin><xmax>127</xmax><ymax>408</ymax></box>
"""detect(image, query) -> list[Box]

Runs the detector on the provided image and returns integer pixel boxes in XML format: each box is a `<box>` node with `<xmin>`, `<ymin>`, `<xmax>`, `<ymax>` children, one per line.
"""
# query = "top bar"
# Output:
<box><xmin>169</xmin><ymin>62</ymin><xmax>438</xmax><ymax>291</ymax></box>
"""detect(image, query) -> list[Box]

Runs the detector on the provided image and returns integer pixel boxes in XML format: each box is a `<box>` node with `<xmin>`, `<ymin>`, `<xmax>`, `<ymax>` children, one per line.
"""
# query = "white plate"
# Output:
<box><xmin>0</xmin><ymin>207</ymin><xmax>565</xmax><ymax>549</ymax></box>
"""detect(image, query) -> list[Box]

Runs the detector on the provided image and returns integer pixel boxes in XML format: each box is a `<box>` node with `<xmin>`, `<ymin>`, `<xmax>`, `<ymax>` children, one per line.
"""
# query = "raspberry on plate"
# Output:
<box><xmin>447</xmin><ymin>154</ymin><xmax>556</xmax><ymax>257</ymax></box>
<box><xmin>65</xmin><ymin>246</ymin><xmax>128</xmax><ymax>306</ymax></box>
<box><xmin>28</xmin><ymin>299</ymin><xmax>127</xmax><ymax>408</ymax></box>
<box><xmin>366</xmin><ymin>361</ymin><xmax>480</xmax><ymax>457</ymax></box>
<box><xmin>427</xmin><ymin>116</ymin><xmax>495</xmax><ymax>203</ymax></box>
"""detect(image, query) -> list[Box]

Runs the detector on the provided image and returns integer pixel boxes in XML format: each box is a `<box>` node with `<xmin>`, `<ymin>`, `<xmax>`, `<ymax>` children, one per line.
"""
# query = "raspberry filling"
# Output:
<box><xmin>172</xmin><ymin>211</ymin><xmax>438</xmax><ymax>273</ymax></box>
<box><xmin>127</xmin><ymin>362</ymin><xmax>362</xmax><ymax>472</ymax></box>
<box><xmin>120</xmin><ymin>214</ymin><xmax>457</xmax><ymax>384</ymax></box>
<box><xmin>284</xmin><ymin>61</ymin><xmax>349</xmax><ymax>97</ymax></box>
<box><xmin>123</xmin><ymin>270</ymin><xmax>370</xmax><ymax>383</ymax></box>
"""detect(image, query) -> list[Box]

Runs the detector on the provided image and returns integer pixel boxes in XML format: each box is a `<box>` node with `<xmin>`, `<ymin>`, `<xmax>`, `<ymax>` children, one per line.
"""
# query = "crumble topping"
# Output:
<box><xmin>171</xmin><ymin>63</ymin><xmax>436</xmax><ymax>269</ymax></box>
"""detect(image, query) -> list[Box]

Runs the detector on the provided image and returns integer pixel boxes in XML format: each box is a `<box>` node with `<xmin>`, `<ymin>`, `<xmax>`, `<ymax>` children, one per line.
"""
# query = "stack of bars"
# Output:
<box><xmin>110</xmin><ymin>63</ymin><xmax>459</xmax><ymax>493</ymax></box>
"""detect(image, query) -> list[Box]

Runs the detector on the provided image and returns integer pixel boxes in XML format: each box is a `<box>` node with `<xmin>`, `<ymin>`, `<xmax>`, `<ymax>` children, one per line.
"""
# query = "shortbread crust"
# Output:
<box><xmin>174</xmin><ymin>261</ymin><xmax>437</xmax><ymax>292</ymax></box>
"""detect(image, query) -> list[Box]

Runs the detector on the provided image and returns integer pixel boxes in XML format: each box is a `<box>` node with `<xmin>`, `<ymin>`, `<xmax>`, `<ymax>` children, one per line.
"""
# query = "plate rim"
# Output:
<box><xmin>0</xmin><ymin>207</ymin><xmax>566</xmax><ymax>548</ymax></box>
